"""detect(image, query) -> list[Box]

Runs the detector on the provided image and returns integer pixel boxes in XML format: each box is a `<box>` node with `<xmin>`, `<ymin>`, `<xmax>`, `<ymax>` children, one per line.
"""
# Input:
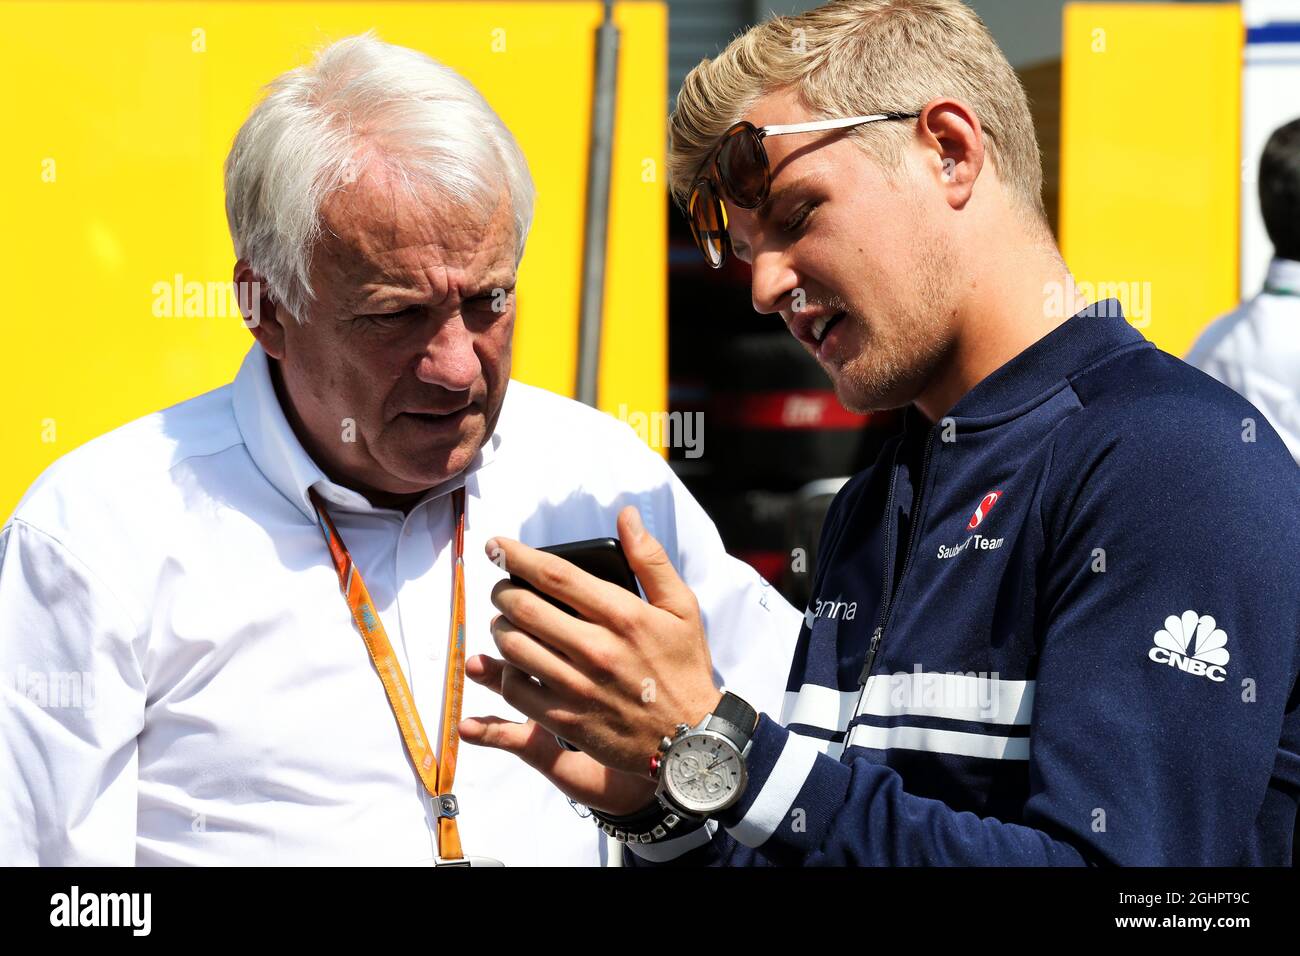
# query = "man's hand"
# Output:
<box><xmin>459</xmin><ymin>657</ymin><xmax>659</xmax><ymax>816</ymax></box>
<box><xmin>459</xmin><ymin>505</ymin><xmax>723</xmax><ymax>806</ymax></box>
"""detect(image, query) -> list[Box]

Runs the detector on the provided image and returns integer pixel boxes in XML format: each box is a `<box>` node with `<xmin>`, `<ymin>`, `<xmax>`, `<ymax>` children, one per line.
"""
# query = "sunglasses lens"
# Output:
<box><xmin>688</xmin><ymin>181</ymin><xmax>727</xmax><ymax>268</ymax></box>
<box><xmin>716</xmin><ymin>125</ymin><xmax>768</xmax><ymax>208</ymax></box>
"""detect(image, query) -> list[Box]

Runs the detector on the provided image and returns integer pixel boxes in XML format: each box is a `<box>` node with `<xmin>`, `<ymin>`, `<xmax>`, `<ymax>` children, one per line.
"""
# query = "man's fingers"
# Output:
<box><xmin>460</xmin><ymin>715</ymin><xmax>568</xmax><ymax>772</ymax></box>
<box><xmin>489</xmin><ymin>579</ymin><xmax>604</xmax><ymax>661</ymax></box>
<box><xmin>489</xmin><ymin>614</ymin><xmax>589</xmax><ymax>695</ymax></box>
<box><xmin>461</xmin><ymin>715</ymin><xmax>660</xmax><ymax>814</ymax></box>
<box><xmin>486</xmin><ymin>536</ymin><xmax>639</xmax><ymax>635</ymax></box>
<box><xmin>497</xmin><ymin>662</ymin><xmax>574</xmax><ymax>737</ymax></box>
<box><xmin>467</xmin><ymin>655</ymin><xmax>585</xmax><ymax>744</ymax></box>
<box><xmin>459</xmin><ymin>715</ymin><xmax>559</xmax><ymax>766</ymax></box>
<box><xmin>465</xmin><ymin>653</ymin><xmax>506</xmax><ymax>692</ymax></box>
<box><xmin>616</xmin><ymin>505</ymin><xmax>697</xmax><ymax>619</ymax></box>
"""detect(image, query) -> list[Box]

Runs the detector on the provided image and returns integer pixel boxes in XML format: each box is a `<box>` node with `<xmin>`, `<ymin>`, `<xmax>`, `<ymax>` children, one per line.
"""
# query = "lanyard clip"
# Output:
<box><xmin>433</xmin><ymin>855</ymin><xmax>505</xmax><ymax>867</ymax></box>
<box><xmin>434</xmin><ymin>793</ymin><xmax>460</xmax><ymax>819</ymax></box>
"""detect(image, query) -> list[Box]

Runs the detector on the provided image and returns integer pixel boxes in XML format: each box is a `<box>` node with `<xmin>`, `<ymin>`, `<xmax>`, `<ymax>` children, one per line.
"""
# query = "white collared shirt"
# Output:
<box><xmin>0</xmin><ymin>344</ymin><xmax>800</xmax><ymax>866</ymax></box>
<box><xmin>1187</xmin><ymin>257</ymin><xmax>1300</xmax><ymax>463</ymax></box>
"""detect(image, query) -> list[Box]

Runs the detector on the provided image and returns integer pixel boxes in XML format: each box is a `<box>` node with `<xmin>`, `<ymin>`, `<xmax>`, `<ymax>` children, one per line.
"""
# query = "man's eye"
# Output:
<box><xmin>783</xmin><ymin>202</ymin><xmax>818</xmax><ymax>233</ymax></box>
<box><xmin>468</xmin><ymin>289</ymin><xmax>514</xmax><ymax>313</ymax></box>
<box><xmin>363</xmin><ymin>307</ymin><xmax>419</xmax><ymax>324</ymax></box>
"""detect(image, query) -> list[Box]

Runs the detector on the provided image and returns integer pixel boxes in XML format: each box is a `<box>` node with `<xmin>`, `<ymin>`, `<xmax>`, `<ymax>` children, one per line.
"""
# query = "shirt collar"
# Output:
<box><xmin>231</xmin><ymin>344</ymin><xmax>499</xmax><ymax>522</ymax></box>
<box><xmin>946</xmin><ymin>298</ymin><xmax>1151</xmax><ymax>421</ymax></box>
<box><xmin>1263</xmin><ymin>257</ymin><xmax>1300</xmax><ymax>297</ymax></box>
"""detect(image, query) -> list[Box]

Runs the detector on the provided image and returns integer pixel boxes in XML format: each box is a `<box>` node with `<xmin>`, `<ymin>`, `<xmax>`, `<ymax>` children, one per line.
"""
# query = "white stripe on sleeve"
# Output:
<box><xmin>725</xmin><ymin>733</ymin><xmax>820</xmax><ymax>848</ymax></box>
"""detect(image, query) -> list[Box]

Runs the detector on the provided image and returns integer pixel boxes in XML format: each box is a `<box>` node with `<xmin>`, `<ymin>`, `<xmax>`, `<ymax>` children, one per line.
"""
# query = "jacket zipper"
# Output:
<box><xmin>851</xmin><ymin>424</ymin><xmax>937</xmax><ymax>733</ymax></box>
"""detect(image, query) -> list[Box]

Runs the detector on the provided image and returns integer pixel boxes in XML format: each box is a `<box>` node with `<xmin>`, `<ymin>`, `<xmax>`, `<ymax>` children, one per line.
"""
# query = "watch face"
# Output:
<box><xmin>663</xmin><ymin>732</ymin><xmax>746</xmax><ymax>815</ymax></box>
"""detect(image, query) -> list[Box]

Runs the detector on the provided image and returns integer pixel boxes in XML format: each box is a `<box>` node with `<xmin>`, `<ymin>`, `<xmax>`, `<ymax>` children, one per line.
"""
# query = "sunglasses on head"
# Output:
<box><xmin>684</xmin><ymin>112</ymin><xmax>920</xmax><ymax>269</ymax></box>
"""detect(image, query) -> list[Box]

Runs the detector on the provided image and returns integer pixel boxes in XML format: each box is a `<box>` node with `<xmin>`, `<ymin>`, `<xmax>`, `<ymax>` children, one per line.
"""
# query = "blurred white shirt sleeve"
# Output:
<box><xmin>655</xmin><ymin>467</ymin><xmax>801</xmax><ymax>723</ymax></box>
<box><xmin>0</xmin><ymin>519</ymin><xmax>145</xmax><ymax>865</ymax></box>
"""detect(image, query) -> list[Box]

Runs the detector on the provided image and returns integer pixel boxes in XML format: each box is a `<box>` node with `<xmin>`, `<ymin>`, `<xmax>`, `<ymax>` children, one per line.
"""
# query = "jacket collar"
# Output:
<box><xmin>231</xmin><ymin>344</ymin><xmax>498</xmax><ymax>521</ymax></box>
<box><xmin>945</xmin><ymin>298</ymin><xmax>1151</xmax><ymax>422</ymax></box>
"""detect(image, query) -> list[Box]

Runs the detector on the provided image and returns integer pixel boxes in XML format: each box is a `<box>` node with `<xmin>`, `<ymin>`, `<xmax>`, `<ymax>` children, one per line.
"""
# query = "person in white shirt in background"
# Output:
<box><xmin>0</xmin><ymin>33</ymin><xmax>799</xmax><ymax>866</ymax></box>
<box><xmin>1187</xmin><ymin>117</ymin><xmax>1300</xmax><ymax>463</ymax></box>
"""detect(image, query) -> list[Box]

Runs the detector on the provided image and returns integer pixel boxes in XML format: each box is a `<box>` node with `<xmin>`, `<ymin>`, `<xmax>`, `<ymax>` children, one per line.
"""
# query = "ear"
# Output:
<box><xmin>914</xmin><ymin>98</ymin><xmax>985</xmax><ymax>211</ymax></box>
<box><xmin>233</xmin><ymin>259</ymin><xmax>290</xmax><ymax>360</ymax></box>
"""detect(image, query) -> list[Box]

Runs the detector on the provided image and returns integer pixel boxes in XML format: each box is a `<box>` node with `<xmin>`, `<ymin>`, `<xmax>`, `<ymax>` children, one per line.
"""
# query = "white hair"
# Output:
<box><xmin>224</xmin><ymin>31</ymin><xmax>536</xmax><ymax>324</ymax></box>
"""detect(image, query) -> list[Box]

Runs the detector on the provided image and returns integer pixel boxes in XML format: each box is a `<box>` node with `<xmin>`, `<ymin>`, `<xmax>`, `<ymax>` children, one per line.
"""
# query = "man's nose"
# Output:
<box><xmin>415</xmin><ymin>314</ymin><xmax>481</xmax><ymax>392</ymax></box>
<box><xmin>750</xmin><ymin>248</ymin><xmax>799</xmax><ymax>317</ymax></box>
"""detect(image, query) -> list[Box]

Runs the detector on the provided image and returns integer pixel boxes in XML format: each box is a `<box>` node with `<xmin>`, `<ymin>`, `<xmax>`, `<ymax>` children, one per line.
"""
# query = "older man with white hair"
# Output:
<box><xmin>0</xmin><ymin>33</ymin><xmax>798</xmax><ymax>866</ymax></box>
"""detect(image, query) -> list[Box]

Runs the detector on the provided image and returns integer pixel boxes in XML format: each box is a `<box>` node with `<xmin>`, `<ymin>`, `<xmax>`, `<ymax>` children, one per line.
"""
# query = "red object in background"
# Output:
<box><xmin>711</xmin><ymin>389</ymin><xmax>884</xmax><ymax>430</ymax></box>
<box><xmin>735</xmin><ymin>549</ymin><xmax>789</xmax><ymax>586</ymax></box>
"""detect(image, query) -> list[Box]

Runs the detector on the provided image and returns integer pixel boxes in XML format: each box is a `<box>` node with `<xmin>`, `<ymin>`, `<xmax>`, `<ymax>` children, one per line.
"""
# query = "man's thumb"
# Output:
<box><xmin>618</xmin><ymin>506</ymin><xmax>693</xmax><ymax>618</ymax></box>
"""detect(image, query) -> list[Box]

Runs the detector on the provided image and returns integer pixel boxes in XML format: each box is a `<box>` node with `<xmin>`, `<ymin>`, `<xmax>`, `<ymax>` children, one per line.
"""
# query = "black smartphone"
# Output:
<box><xmin>509</xmin><ymin>537</ymin><xmax>640</xmax><ymax>617</ymax></box>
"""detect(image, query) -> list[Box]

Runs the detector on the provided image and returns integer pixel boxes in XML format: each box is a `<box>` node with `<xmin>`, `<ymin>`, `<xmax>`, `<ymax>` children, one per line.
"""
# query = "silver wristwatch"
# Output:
<box><xmin>654</xmin><ymin>691</ymin><xmax>758</xmax><ymax>819</ymax></box>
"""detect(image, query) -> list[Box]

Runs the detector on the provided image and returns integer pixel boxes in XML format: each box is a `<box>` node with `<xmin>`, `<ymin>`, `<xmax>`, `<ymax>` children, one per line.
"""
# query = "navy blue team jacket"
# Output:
<box><xmin>630</xmin><ymin>300</ymin><xmax>1300</xmax><ymax>866</ymax></box>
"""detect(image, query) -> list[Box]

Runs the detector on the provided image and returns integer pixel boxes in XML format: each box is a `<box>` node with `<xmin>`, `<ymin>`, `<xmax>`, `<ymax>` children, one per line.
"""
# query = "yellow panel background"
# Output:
<box><xmin>0</xmin><ymin>1</ymin><xmax>667</xmax><ymax>520</ymax></box>
<box><xmin>1060</xmin><ymin>2</ymin><xmax>1240</xmax><ymax>356</ymax></box>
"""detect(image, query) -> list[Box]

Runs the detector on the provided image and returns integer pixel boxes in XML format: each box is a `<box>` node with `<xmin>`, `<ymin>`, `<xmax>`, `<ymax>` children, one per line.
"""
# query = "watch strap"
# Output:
<box><xmin>705</xmin><ymin>691</ymin><xmax>757</xmax><ymax>750</ymax></box>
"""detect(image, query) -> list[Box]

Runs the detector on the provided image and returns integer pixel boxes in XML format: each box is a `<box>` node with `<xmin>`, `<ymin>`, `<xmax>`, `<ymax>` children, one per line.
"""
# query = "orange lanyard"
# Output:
<box><xmin>309</xmin><ymin>486</ymin><xmax>468</xmax><ymax>861</ymax></box>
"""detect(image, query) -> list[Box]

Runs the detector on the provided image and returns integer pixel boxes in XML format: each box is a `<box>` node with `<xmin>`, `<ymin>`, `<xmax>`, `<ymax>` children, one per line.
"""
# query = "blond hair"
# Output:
<box><xmin>669</xmin><ymin>0</ymin><xmax>1046</xmax><ymax>226</ymax></box>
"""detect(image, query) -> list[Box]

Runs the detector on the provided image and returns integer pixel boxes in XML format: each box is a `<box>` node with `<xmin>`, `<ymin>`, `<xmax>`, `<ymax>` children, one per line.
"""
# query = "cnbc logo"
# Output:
<box><xmin>1148</xmin><ymin>611</ymin><xmax>1230</xmax><ymax>682</ymax></box>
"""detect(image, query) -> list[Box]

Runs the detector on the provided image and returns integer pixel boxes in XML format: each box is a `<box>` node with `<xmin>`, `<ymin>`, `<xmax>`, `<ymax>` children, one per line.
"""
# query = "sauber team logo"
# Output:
<box><xmin>938</xmin><ymin>490</ymin><xmax>1006</xmax><ymax>559</ymax></box>
<box><xmin>967</xmin><ymin>490</ymin><xmax>1003</xmax><ymax>530</ymax></box>
<box><xmin>1148</xmin><ymin>611</ymin><xmax>1230</xmax><ymax>682</ymax></box>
